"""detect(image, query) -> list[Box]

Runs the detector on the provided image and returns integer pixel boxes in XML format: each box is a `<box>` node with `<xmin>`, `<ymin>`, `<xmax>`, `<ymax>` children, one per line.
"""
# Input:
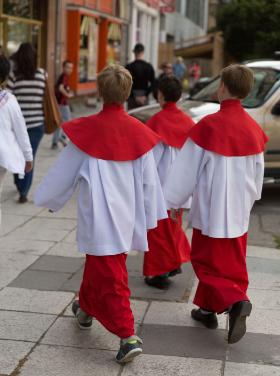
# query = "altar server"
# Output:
<box><xmin>164</xmin><ymin>65</ymin><xmax>268</xmax><ymax>344</ymax></box>
<box><xmin>34</xmin><ymin>65</ymin><xmax>167</xmax><ymax>363</ymax></box>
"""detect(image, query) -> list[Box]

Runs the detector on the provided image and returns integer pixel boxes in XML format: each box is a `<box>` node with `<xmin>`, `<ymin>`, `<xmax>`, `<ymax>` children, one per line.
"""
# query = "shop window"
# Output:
<box><xmin>107</xmin><ymin>23</ymin><xmax>122</xmax><ymax>64</ymax></box>
<box><xmin>115</xmin><ymin>0</ymin><xmax>130</xmax><ymax>19</ymax></box>
<box><xmin>3</xmin><ymin>0</ymin><xmax>40</xmax><ymax>19</ymax></box>
<box><xmin>79</xmin><ymin>15</ymin><xmax>98</xmax><ymax>83</ymax></box>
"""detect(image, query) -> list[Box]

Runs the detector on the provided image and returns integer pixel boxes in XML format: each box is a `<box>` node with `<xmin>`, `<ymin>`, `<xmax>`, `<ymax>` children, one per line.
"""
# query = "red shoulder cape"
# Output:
<box><xmin>62</xmin><ymin>104</ymin><xmax>161</xmax><ymax>161</ymax></box>
<box><xmin>189</xmin><ymin>99</ymin><xmax>268</xmax><ymax>156</ymax></box>
<box><xmin>146</xmin><ymin>102</ymin><xmax>195</xmax><ymax>148</ymax></box>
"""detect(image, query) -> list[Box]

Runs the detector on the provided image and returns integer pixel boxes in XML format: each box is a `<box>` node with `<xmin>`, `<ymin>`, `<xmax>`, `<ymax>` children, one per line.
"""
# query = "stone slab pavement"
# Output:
<box><xmin>0</xmin><ymin>106</ymin><xmax>280</xmax><ymax>375</ymax></box>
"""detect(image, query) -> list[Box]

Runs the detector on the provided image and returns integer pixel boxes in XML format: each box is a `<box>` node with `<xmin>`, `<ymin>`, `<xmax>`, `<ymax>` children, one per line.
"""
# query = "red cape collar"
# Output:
<box><xmin>146</xmin><ymin>102</ymin><xmax>195</xmax><ymax>148</ymax></box>
<box><xmin>189</xmin><ymin>99</ymin><xmax>268</xmax><ymax>156</ymax></box>
<box><xmin>62</xmin><ymin>104</ymin><xmax>161</xmax><ymax>161</ymax></box>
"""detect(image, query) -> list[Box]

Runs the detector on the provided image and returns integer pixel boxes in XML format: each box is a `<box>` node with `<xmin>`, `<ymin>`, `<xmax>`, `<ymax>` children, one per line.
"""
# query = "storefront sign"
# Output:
<box><xmin>145</xmin><ymin>0</ymin><xmax>160</xmax><ymax>9</ymax></box>
<box><xmin>160</xmin><ymin>0</ymin><xmax>175</xmax><ymax>13</ymax></box>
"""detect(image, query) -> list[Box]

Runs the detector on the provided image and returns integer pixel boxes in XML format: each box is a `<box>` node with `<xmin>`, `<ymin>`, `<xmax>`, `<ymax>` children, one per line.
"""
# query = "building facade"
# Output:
<box><xmin>129</xmin><ymin>0</ymin><xmax>160</xmax><ymax>68</ymax></box>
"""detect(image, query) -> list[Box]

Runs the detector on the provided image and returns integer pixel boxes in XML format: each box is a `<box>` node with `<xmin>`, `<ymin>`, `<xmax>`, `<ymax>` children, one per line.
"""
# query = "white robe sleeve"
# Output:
<box><xmin>255</xmin><ymin>153</ymin><xmax>265</xmax><ymax>200</ymax></box>
<box><xmin>8</xmin><ymin>95</ymin><xmax>33</xmax><ymax>162</ymax></box>
<box><xmin>143</xmin><ymin>150</ymin><xmax>167</xmax><ymax>229</ymax></box>
<box><xmin>163</xmin><ymin>139</ymin><xmax>206</xmax><ymax>209</ymax></box>
<box><xmin>34</xmin><ymin>143</ymin><xmax>85</xmax><ymax>211</ymax></box>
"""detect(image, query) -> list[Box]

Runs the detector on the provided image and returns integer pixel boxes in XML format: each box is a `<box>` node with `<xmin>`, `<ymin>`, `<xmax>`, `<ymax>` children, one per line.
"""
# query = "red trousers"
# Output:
<box><xmin>191</xmin><ymin>229</ymin><xmax>249</xmax><ymax>313</ymax></box>
<box><xmin>143</xmin><ymin>210</ymin><xmax>191</xmax><ymax>276</ymax></box>
<box><xmin>79</xmin><ymin>253</ymin><xmax>134</xmax><ymax>339</ymax></box>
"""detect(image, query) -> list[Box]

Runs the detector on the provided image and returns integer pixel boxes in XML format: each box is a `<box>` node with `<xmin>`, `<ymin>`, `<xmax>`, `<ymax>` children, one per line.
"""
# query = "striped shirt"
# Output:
<box><xmin>7</xmin><ymin>68</ymin><xmax>46</xmax><ymax>128</ymax></box>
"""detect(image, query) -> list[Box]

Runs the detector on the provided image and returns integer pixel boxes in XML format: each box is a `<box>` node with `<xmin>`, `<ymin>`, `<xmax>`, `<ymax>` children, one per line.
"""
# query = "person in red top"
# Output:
<box><xmin>51</xmin><ymin>60</ymin><xmax>74</xmax><ymax>149</ymax></box>
<box><xmin>164</xmin><ymin>65</ymin><xmax>268</xmax><ymax>344</ymax></box>
<box><xmin>144</xmin><ymin>76</ymin><xmax>195</xmax><ymax>289</ymax></box>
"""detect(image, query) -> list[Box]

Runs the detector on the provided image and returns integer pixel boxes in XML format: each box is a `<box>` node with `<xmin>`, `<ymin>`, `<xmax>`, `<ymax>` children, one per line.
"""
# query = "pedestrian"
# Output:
<box><xmin>173</xmin><ymin>56</ymin><xmax>186</xmax><ymax>82</ymax></box>
<box><xmin>126</xmin><ymin>43</ymin><xmax>155</xmax><ymax>110</ymax></box>
<box><xmin>51</xmin><ymin>60</ymin><xmax>74</xmax><ymax>150</ymax></box>
<box><xmin>152</xmin><ymin>62</ymin><xmax>173</xmax><ymax>100</ymax></box>
<box><xmin>7</xmin><ymin>43</ymin><xmax>46</xmax><ymax>203</ymax></box>
<box><xmin>34</xmin><ymin>65</ymin><xmax>167</xmax><ymax>363</ymax></box>
<box><xmin>164</xmin><ymin>65</ymin><xmax>268</xmax><ymax>344</ymax></box>
<box><xmin>188</xmin><ymin>60</ymin><xmax>201</xmax><ymax>90</ymax></box>
<box><xmin>0</xmin><ymin>54</ymin><xmax>33</xmax><ymax>223</ymax></box>
<box><xmin>144</xmin><ymin>76</ymin><xmax>194</xmax><ymax>289</ymax></box>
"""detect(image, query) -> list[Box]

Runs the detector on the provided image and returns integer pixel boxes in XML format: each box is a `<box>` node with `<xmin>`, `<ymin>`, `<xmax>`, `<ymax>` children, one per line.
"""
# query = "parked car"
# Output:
<box><xmin>129</xmin><ymin>60</ymin><xmax>280</xmax><ymax>178</ymax></box>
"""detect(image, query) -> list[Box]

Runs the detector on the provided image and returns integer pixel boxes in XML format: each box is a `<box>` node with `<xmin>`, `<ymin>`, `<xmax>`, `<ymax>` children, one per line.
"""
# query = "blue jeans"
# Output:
<box><xmin>52</xmin><ymin>105</ymin><xmax>72</xmax><ymax>145</ymax></box>
<box><xmin>14</xmin><ymin>124</ymin><xmax>44</xmax><ymax>197</ymax></box>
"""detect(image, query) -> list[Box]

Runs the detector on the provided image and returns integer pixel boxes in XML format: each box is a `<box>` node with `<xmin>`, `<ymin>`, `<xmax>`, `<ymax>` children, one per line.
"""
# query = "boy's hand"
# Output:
<box><xmin>25</xmin><ymin>161</ymin><xmax>33</xmax><ymax>173</ymax></box>
<box><xmin>170</xmin><ymin>209</ymin><xmax>181</xmax><ymax>223</ymax></box>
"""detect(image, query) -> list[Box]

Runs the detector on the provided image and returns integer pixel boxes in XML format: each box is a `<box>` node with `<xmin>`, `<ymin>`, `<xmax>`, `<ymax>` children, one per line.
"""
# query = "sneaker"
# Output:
<box><xmin>18</xmin><ymin>195</ymin><xmax>28</xmax><ymax>204</ymax></box>
<box><xmin>144</xmin><ymin>275</ymin><xmax>171</xmax><ymax>290</ymax></box>
<box><xmin>51</xmin><ymin>143</ymin><xmax>58</xmax><ymax>150</ymax></box>
<box><xmin>116</xmin><ymin>336</ymin><xmax>143</xmax><ymax>364</ymax></box>
<box><xmin>169</xmin><ymin>267</ymin><xmax>183</xmax><ymax>277</ymax></box>
<box><xmin>191</xmin><ymin>308</ymin><xmax>218</xmax><ymax>329</ymax></box>
<box><xmin>228</xmin><ymin>300</ymin><xmax>252</xmax><ymax>344</ymax></box>
<box><xmin>72</xmin><ymin>300</ymin><xmax>93</xmax><ymax>330</ymax></box>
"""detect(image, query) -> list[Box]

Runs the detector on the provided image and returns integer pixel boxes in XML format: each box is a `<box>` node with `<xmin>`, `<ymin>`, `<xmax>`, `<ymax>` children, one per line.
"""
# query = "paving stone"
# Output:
<box><xmin>0</xmin><ymin>339</ymin><xmax>34</xmax><ymax>375</ymax></box>
<box><xmin>140</xmin><ymin>324</ymin><xmax>227</xmax><ymax>359</ymax></box>
<box><xmin>0</xmin><ymin>214</ymin><xmax>30</xmax><ymax>236</ymax></box>
<box><xmin>122</xmin><ymin>355</ymin><xmax>222</xmax><ymax>376</ymax></box>
<box><xmin>129</xmin><ymin>262</ymin><xmax>194</xmax><ymax>302</ymax></box>
<box><xmin>63</xmin><ymin>229</ymin><xmax>76</xmax><ymax>243</ymax></box>
<box><xmin>60</xmin><ymin>267</ymin><xmax>83</xmax><ymax>292</ymax></box>
<box><xmin>248</xmin><ymin>288</ymin><xmax>280</xmax><ymax>310</ymax></box>
<box><xmin>224</xmin><ymin>362</ymin><xmax>280</xmax><ymax>376</ymax></box>
<box><xmin>38</xmin><ymin>199</ymin><xmax>77</xmax><ymax>219</ymax></box>
<box><xmin>30</xmin><ymin>255</ymin><xmax>84</xmax><ymax>273</ymax></box>
<box><xmin>0</xmin><ymin>237</ymin><xmax>54</xmax><ymax>256</ymax></box>
<box><xmin>0</xmin><ymin>311</ymin><xmax>55</xmax><ymax>341</ymax></box>
<box><xmin>10</xmin><ymin>270</ymin><xmax>72</xmax><ymax>291</ymax></box>
<box><xmin>0</xmin><ymin>252</ymin><xmax>38</xmax><ymax>289</ymax></box>
<box><xmin>47</xmin><ymin>242</ymin><xmax>82</xmax><ymax>258</ymax></box>
<box><xmin>249</xmin><ymin>272</ymin><xmax>280</xmax><ymax>290</ymax></box>
<box><xmin>247</xmin><ymin>246</ymin><xmax>280</xmax><ymax>260</ymax></box>
<box><xmin>0</xmin><ymin>287</ymin><xmax>74</xmax><ymax>315</ymax></box>
<box><xmin>2</xmin><ymin>198</ymin><xmax>44</xmax><ymax>216</ymax></box>
<box><xmin>246</xmin><ymin>308</ymin><xmax>280</xmax><ymax>335</ymax></box>
<box><xmin>11</xmin><ymin>217</ymin><xmax>76</xmax><ymax>242</ymax></box>
<box><xmin>261</xmin><ymin>213</ymin><xmax>280</xmax><ymax>235</ymax></box>
<box><xmin>228</xmin><ymin>332</ymin><xmax>280</xmax><ymax>366</ymax></box>
<box><xmin>19</xmin><ymin>345</ymin><xmax>120</xmax><ymax>376</ymax></box>
<box><xmin>144</xmin><ymin>301</ymin><xmax>227</xmax><ymax>329</ymax></box>
<box><xmin>247</xmin><ymin>257</ymin><xmax>280</xmax><ymax>275</ymax></box>
<box><xmin>41</xmin><ymin>317</ymin><xmax>120</xmax><ymax>350</ymax></box>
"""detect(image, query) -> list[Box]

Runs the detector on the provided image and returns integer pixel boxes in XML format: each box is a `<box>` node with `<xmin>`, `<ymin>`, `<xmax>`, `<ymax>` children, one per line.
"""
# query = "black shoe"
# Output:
<box><xmin>144</xmin><ymin>276</ymin><xmax>171</xmax><ymax>290</ymax></box>
<box><xmin>228</xmin><ymin>301</ymin><xmax>252</xmax><ymax>344</ymax></box>
<box><xmin>51</xmin><ymin>143</ymin><xmax>58</xmax><ymax>150</ymax></box>
<box><xmin>116</xmin><ymin>336</ymin><xmax>143</xmax><ymax>364</ymax></box>
<box><xmin>18</xmin><ymin>195</ymin><xmax>28</xmax><ymax>204</ymax></box>
<box><xmin>169</xmin><ymin>267</ymin><xmax>183</xmax><ymax>277</ymax></box>
<box><xmin>72</xmin><ymin>300</ymin><xmax>93</xmax><ymax>330</ymax></box>
<box><xmin>191</xmin><ymin>308</ymin><xmax>218</xmax><ymax>329</ymax></box>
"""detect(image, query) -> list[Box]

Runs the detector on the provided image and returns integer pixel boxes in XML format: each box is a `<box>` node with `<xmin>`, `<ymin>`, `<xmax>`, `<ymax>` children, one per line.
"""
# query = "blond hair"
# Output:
<box><xmin>221</xmin><ymin>64</ymin><xmax>254</xmax><ymax>99</ymax></box>
<box><xmin>97</xmin><ymin>64</ymin><xmax>132</xmax><ymax>104</ymax></box>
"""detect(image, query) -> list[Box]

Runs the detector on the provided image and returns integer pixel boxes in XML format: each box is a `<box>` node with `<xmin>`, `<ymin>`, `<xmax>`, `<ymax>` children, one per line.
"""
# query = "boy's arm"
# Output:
<box><xmin>34</xmin><ymin>143</ymin><xmax>84</xmax><ymax>211</ymax></box>
<box><xmin>163</xmin><ymin>139</ymin><xmax>206</xmax><ymax>209</ymax></box>
<box><xmin>143</xmin><ymin>151</ymin><xmax>168</xmax><ymax>230</ymax></box>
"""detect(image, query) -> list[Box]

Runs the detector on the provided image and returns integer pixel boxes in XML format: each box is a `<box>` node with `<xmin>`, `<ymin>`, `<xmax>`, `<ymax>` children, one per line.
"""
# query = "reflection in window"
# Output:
<box><xmin>3</xmin><ymin>0</ymin><xmax>40</xmax><ymax>19</ymax></box>
<box><xmin>79</xmin><ymin>16</ymin><xmax>98</xmax><ymax>83</ymax></box>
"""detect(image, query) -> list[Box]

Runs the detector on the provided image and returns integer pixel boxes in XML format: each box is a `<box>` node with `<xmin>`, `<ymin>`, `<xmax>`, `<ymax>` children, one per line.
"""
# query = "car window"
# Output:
<box><xmin>191</xmin><ymin>68</ymin><xmax>280</xmax><ymax>108</ymax></box>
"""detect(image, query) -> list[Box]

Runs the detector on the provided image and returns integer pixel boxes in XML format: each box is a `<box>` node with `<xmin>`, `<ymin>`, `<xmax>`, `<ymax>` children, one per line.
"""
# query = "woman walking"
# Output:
<box><xmin>0</xmin><ymin>54</ymin><xmax>33</xmax><ymax>224</ymax></box>
<box><xmin>7</xmin><ymin>43</ymin><xmax>45</xmax><ymax>203</ymax></box>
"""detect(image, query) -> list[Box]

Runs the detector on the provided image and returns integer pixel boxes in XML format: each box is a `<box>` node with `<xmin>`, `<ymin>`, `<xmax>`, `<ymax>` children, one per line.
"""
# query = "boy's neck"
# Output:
<box><xmin>220</xmin><ymin>95</ymin><xmax>239</xmax><ymax>103</ymax></box>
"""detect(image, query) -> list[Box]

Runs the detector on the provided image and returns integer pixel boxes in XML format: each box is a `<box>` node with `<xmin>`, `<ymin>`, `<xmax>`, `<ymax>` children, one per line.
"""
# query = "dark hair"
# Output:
<box><xmin>0</xmin><ymin>55</ymin><xmax>11</xmax><ymax>85</ymax></box>
<box><xmin>158</xmin><ymin>76</ymin><xmax>182</xmax><ymax>102</ymax></box>
<box><xmin>221</xmin><ymin>64</ymin><xmax>254</xmax><ymax>99</ymax></box>
<box><xmin>133</xmin><ymin>43</ymin><xmax>145</xmax><ymax>54</ymax></box>
<box><xmin>63</xmin><ymin>60</ymin><xmax>73</xmax><ymax>67</ymax></box>
<box><xmin>11</xmin><ymin>43</ymin><xmax>37</xmax><ymax>80</ymax></box>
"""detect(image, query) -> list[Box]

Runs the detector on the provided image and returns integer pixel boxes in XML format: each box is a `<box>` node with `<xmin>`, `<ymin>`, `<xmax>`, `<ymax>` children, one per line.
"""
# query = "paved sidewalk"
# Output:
<box><xmin>0</xmin><ymin>132</ymin><xmax>280</xmax><ymax>375</ymax></box>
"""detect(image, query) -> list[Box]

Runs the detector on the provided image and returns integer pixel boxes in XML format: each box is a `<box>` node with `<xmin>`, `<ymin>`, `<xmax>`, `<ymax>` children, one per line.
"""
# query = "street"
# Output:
<box><xmin>0</xmin><ymin>119</ymin><xmax>280</xmax><ymax>375</ymax></box>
